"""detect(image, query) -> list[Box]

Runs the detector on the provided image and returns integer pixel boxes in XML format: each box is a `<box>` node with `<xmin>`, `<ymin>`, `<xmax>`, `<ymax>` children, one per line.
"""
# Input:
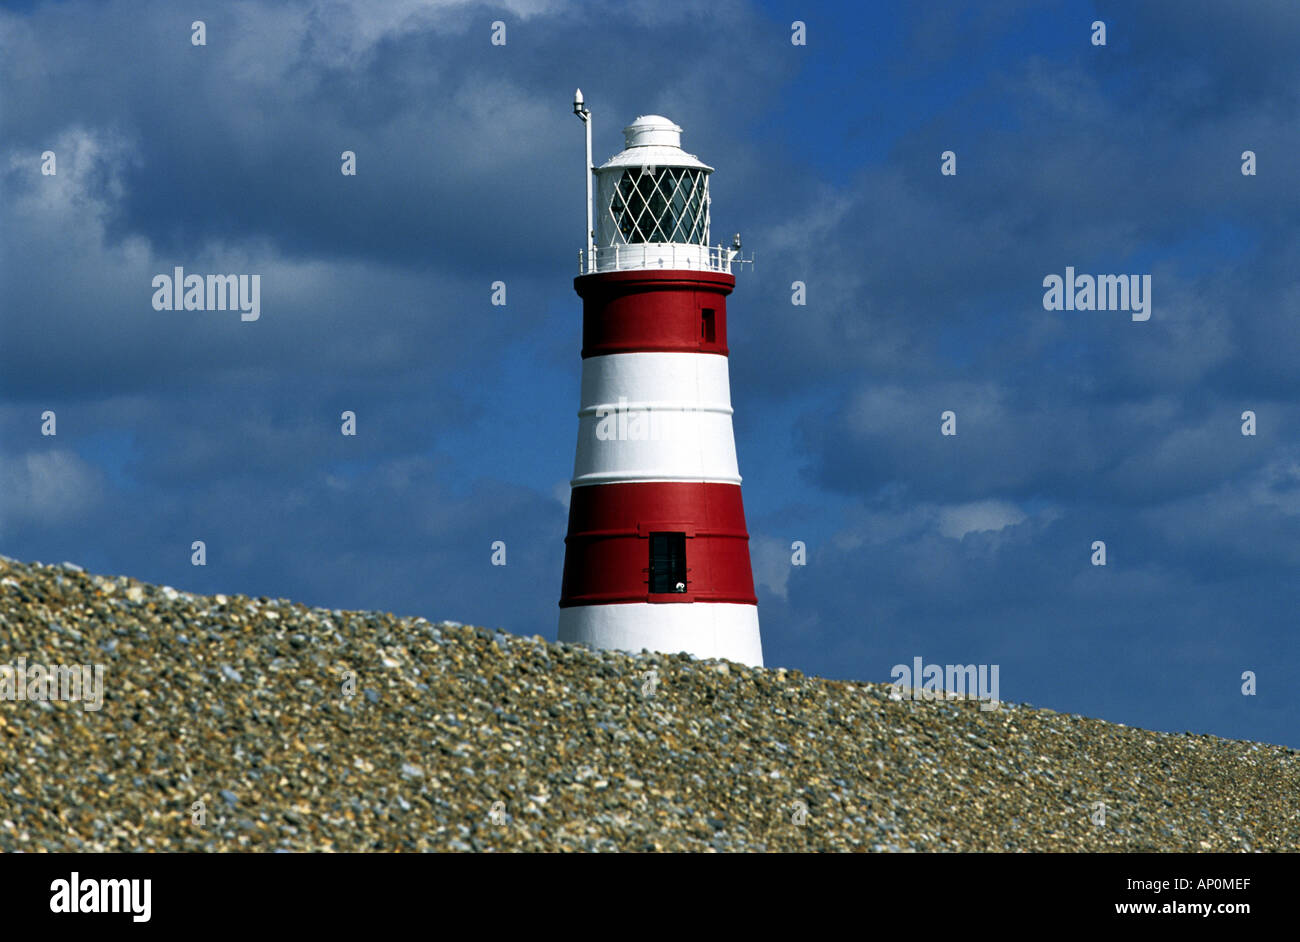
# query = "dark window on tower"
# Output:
<box><xmin>649</xmin><ymin>532</ymin><xmax>687</xmax><ymax>593</ymax></box>
<box><xmin>701</xmin><ymin>308</ymin><xmax>716</xmax><ymax>343</ymax></box>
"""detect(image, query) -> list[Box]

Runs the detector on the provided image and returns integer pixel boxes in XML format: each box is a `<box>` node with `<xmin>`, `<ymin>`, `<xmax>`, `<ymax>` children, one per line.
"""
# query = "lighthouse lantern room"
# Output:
<box><xmin>559</xmin><ymin>93</ymin><xmax>763</xmax><ymax>667</ymax></box>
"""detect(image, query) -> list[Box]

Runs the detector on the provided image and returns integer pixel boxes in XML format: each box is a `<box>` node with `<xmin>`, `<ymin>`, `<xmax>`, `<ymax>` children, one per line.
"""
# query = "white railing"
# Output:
<box><xmin>578</xmin><ymin>243</ymin><xmax>754</xmax><ymax>275</ymax></box>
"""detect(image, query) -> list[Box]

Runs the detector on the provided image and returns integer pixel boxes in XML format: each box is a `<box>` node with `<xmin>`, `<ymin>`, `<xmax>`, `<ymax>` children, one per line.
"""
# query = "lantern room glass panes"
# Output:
<box><xmin>611</xmin><ymin>167</ymin><xmax>708</xmax><ymax>245</ymax></box>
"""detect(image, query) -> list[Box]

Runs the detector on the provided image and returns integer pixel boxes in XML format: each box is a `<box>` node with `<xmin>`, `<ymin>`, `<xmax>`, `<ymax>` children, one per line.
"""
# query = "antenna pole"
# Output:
<box><xmin>585</xmin><ymin>111</ymin><xmax>594</xmax><ymax>267</ymax></box>
<box><xmin>573</xmin><ymin>90</ymin><xmax>595</xmax><ymax>272</ymax></box>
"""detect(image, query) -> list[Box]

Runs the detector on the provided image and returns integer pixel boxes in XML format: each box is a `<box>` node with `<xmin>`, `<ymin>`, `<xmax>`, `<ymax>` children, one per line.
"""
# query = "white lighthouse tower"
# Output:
<box><xmin>558</xmin><ymin>94</ymin><xmax>763</xmax><ymax>667</ymax></box>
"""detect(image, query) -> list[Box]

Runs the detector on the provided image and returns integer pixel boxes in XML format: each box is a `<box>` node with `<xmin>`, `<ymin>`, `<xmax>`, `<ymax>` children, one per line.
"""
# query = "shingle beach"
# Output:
<box><xmin>2</xmin><ymin>556</ymin><xmax>1296</xmax><ymax>852</ymax></box>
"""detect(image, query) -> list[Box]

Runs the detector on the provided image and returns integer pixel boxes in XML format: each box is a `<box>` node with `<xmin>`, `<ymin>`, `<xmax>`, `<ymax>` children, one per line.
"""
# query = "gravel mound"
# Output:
<box><xmin>1</xmin><ymin>555</ymin><xmax>1296</xmax><ymax>852</ymax></box>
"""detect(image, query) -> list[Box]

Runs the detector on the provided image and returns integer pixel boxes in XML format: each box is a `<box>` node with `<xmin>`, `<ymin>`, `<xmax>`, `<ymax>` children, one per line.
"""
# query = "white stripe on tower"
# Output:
<box><xmin>572</xmin><ymin>352</ymin><xmax>741</xmax><ymax>487</ymax></box>
<box><xmin>558</xmin><ymin>603</ymin><xmax>763</xmax><ymax>666</ymax></box>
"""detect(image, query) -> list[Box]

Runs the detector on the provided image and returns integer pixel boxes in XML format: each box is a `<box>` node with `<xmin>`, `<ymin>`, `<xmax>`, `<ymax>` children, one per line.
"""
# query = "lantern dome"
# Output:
<box><xmin>590</xmin><ymin>114</ymin><xmax>716</xmax><ymax>271</ymax></box>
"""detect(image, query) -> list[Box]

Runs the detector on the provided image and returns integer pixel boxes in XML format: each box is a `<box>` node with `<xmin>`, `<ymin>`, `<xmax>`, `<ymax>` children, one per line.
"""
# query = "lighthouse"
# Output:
<box><xmin>558</xmin><ymin>93</ymin><xmax>763</xmax><ymax>667</ymax></box>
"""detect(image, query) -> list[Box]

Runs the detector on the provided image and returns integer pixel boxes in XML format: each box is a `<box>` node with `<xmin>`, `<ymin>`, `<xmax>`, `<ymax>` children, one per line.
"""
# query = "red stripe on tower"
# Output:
<box><xmin>579</xmin><ymin>270</ymin><xmax>731</xmax><ymax>357</ymax></box>
<box><xmin>561</xmin><ymin>481</ymin><xmax>758</xmax><ymax>606</ymax></box>
<box><xmin>559</xmin><ymin>98</ymin><xmax>762</xmax><ymax>666</ymax></box>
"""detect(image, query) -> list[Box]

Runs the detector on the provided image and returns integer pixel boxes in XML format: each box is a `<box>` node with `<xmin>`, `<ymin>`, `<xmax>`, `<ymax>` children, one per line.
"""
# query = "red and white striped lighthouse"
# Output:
<box><xmin>559</xmin><ymin>94</ymin><xmax>763</xmax><ymax>667</ymax></box>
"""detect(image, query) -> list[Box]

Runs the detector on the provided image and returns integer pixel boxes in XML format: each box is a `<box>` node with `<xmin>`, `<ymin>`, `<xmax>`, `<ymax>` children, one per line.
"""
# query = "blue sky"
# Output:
<box><xmin>2</xmin><ymin>0</ymin><xmax>1298</xmax><ymax>747</ymax></box>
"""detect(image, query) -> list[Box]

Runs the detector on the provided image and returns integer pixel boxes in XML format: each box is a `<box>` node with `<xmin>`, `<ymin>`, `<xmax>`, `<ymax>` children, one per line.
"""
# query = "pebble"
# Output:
<box><xmin>1</xmin><ymin>554</ymin><xmax>1297</xmax><ymax>853</ymax></box>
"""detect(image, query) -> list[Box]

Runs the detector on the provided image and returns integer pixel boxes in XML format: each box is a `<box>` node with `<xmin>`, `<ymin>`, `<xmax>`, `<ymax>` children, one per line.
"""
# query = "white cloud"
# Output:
<box><xmin>937</xmin><ymin>499</ymin><xmax>1026</xmax><ymax>539</ymax></box>
<box><xmin>750</xmin><ymin>534</ymin><xmax>793</xmax><ymax>599</ymax></box>
<box><xmin>0</xmin><ymin>450</ymin><xmax>105</xmax><ymax>529</ymax></box>
<box><xmin>551</xmin><ymin>480</ymin><xmax>571</xmax><ymax>510</ymax></box>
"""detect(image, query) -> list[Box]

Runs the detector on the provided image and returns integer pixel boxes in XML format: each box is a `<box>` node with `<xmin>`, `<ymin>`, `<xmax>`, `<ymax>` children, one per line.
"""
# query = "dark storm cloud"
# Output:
<box><xmin>0</xmin><ymin>0</ymin><xmax>792</xmax><ymax>276</ymax></box>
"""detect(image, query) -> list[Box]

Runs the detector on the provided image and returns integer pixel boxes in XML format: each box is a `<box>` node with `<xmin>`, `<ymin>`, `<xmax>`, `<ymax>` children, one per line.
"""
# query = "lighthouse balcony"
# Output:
<box><xmin>579</xmin><ymin>243</ymin><xmax>751</xmax><ymax>275</ymax></box>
